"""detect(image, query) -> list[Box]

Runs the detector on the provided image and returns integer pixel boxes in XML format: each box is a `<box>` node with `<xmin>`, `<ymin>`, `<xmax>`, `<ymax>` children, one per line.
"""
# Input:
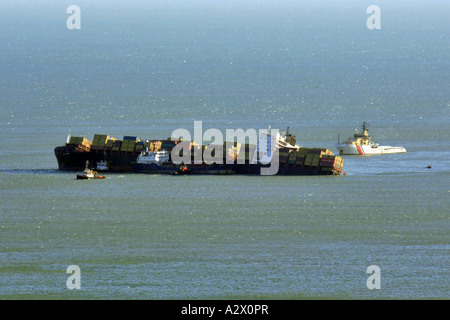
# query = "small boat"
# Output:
<box><xmin>171</xmin><ymin>166</ymin><xmax>191</xmax><ymax>175</ymax></box>
<box><xmin>335</xmin><ymin>122</ymin><xmax>406</xmax><ymax>155</ymax></box>
<box><xmin>77</xmin><ymin>161</ymin><xmax>105</xmax><ymax>180</ymax></box>
<box><xmin>76</xmin><ymin>170</ymin><xmax>105</xmax><ymax>180</ymax></box>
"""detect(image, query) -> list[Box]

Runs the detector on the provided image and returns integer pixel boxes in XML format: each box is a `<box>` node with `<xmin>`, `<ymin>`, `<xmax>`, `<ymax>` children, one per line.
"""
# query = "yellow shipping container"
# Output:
<box><xmin>81</xmin><ymin>138</ymin><xmax>92</xmax><ymax>146</ymax></box>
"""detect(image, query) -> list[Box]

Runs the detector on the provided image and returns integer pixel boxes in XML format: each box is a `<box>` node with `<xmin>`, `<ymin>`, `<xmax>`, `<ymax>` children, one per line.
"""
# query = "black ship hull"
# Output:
<box><xmin>55</xmin><ymin>146</ymin><xmax>342</xmax><ymax>176</ymax></box>
<box><xmin>54</xmin><ymin>145</ymin><xmax>138</xmax><ymax>172</ymax></box>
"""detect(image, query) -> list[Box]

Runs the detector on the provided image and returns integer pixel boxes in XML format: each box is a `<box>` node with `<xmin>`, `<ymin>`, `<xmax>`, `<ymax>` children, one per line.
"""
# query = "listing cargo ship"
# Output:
<box><xmin>54</xmin><ymin>128</ymin><xmax>345</xmax><ymax>175</ymax></box>
<box><xmin>335</xmin><ymin>122</ymin><xmax>406</xmax><ymax>155</ymax></box>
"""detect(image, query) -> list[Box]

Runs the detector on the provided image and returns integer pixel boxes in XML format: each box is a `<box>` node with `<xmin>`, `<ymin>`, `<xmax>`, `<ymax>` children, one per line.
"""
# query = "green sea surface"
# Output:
<box><xmin>0</xmin><ymin>0</ymin><xmax>448</xmax><ymax>299</ymax></box>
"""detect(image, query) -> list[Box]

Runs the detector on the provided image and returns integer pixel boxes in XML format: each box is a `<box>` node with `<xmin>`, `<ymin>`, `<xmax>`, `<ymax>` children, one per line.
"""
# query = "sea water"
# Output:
<box><xmin>0</xmin><ymin>0</ymin><xmax>448</xmax><ymax>299</ymax></box>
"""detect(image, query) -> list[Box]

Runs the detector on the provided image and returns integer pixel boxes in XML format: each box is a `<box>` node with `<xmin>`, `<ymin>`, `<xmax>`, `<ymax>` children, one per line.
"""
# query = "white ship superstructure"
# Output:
<box><xmin>251</xmin><ymin>126</ymin><xmax>300</xmax><ymax>164</ymax></box>
<box><xmin>136</xmin><ymin>150</ymin><xmax>170</xmax><ymax>164</ymax></box>
<box><xmin>335</xmin><ymin>122</ymin><xmax>406</xmax><ymax>155</ymax></box>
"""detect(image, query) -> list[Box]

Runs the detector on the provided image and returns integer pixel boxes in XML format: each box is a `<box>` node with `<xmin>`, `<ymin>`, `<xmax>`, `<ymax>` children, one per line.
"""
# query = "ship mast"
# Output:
<box><xmin>362</xmin><ymin>121</ymin><xmax>369</xmax><ymax>132</ymax></box>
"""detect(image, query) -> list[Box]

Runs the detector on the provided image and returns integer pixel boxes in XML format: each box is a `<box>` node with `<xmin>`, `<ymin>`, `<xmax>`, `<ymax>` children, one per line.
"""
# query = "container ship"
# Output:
<box><xmin>54</xmin><ymin>128</ymin><xmax>345</xmax><ymax>176</ymax></box>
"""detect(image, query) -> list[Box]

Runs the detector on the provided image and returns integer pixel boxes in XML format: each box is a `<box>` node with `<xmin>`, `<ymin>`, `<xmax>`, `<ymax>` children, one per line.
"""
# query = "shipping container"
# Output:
<box><xmin>304</xmin><ymin>154</ymin><xmax>321</xmax><ymax>167</ymax></box>
<box><xmin>319</xmin><ymin>155</ymin><xmax>337</xmax><ymax>167</ymax></box>
<box><xmin>288</xmin><ymin>152</ymin><xmax>297</xmax><ymax>161</ymax></box>
<box><xmin>297</xmin><ymin>148</ymin><xmax>308</xmax><ymax>155</ymax></box>
<box><xmin>278</xmin><ymin>156</ymin><xmax>288</xmax><ymax>164</ymax></box>
<box><xmin>112</xmin><ymin>140</ymin><xmax>122</xmax><ymax>151</ymax></box>
<box><xmin>91</xmin><ymin>145</ymin><xmax>105</xmax><ymax>151</ymax></box>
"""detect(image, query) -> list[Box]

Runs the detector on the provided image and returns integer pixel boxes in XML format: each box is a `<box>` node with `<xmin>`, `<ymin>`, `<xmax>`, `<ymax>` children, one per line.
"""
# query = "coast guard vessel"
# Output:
<box><xmin>335</xmin><ymin>122</ymin><xmax>406</xmax><ymax>155</ymax></box>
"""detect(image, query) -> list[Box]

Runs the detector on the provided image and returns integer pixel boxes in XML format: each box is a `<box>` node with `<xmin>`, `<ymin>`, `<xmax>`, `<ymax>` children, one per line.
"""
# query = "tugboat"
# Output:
<box><xmin>77</xmin><ymin>161</ymin><xmax>106</xmax><ymax>180</ymax></box>
<box><xmin>335</xmin><ymin>122</ymin><xmax>406</xmax><ymax>155</ymax></box>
